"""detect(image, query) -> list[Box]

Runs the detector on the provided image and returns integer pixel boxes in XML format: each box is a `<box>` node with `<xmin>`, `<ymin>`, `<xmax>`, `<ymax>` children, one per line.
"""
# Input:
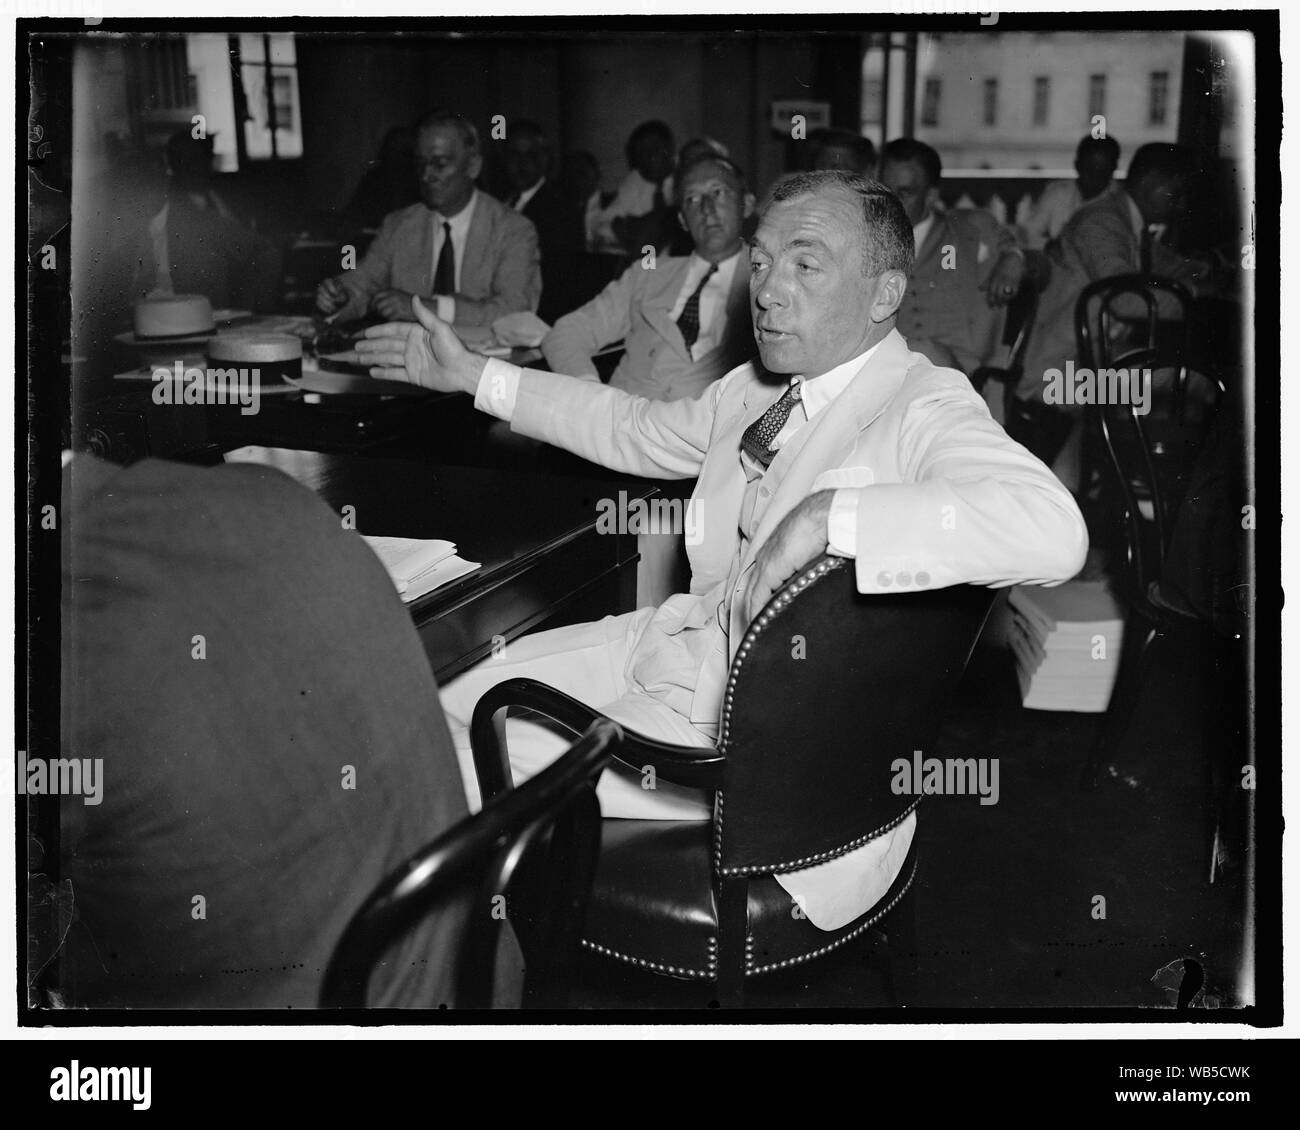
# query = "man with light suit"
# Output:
<box><xmin>317</xmin><ymin>111</ymin><xmax>540</xmax><ymax>328</ymax></box>
<box><xmin>356</xmin><ymin>170</ymin><xmax>1088</xmax><ymax>932</ymax></box>
<box><xmin>542</xmin><ymin>152</ymin><xmax>757</xmax><ymax>402</ymax></box>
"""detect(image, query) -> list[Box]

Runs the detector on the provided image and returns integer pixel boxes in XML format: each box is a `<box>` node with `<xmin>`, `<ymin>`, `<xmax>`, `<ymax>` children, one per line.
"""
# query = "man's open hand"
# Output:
<box><xmin>353</xmin><ymin>295</ymin><xmax>486</xmax><ymax>394</ymax></box>
<box><xmin>741</xmin><ymin>490</ymin><xmax>835</xmax><ymax>625</ymax></box>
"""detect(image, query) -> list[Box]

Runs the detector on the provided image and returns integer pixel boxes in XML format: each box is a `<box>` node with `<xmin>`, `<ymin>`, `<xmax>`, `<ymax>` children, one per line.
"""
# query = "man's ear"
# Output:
<box><xmin>742</xmin><ymin>192</ymin><xmax>757</xmax><ymax>218</ymax></box>
<box><xmin>468</xmin><ymin>152</ymin><xmax>485</xmax><ymax>181</ymax></box>
<box><xmin>677</xmin><ymin>209</ymin><xmax>688</xmax><ymax>231</ymax></box>
<box><xmin>924</xmin><ymin>184</ymin><xmax>941</xmax><ymax>214</ymax></box>
<box><xmin>870</xmin><ymin>270</ymin><xmax>908</xmax><ymax>323</ymax></box>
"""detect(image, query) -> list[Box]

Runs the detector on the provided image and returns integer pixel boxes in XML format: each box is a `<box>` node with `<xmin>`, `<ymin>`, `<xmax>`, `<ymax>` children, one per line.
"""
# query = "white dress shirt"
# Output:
<box><xmin>512</xmin><ymin>177</ymin><xmax>544</xmax><ymax>212</ymax></box>
<box><xmin>589</xmin><ymin>169</ymin><xmax>673</xmax><ymax>253</ymax></box>
<box><xmin>430</xmin><ymin>190</ymin><xmax>480</xmax><ymax>323</ymax></box>
<box><xmin>912</xmin><ymin>212</ymin><xmax>936</xmax><ymax>257</ymax></box>
<box><xmin>667</xmin><ymin>248</ymin><xmax>743</xmax><ymax>361</ymax></box>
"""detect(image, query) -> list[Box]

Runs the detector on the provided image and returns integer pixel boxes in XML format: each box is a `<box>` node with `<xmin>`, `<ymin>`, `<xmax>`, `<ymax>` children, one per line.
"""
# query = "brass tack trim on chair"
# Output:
<box><xmin>717</xmin><ymin>555</ymin><xmax>846</xmax><ymax>751</ymax></box>
<box><xmin>579</xmin><ymin>938</ymin><xmax>715</xmax><ymax>980</ymax></box>
<box><xmin>744</xmin><ymin>858</ymin><xmax>918</xmax><ymax>977</ymax></box>
<box><xmin>718</xmin><ymin>798</ymin><xmax>920</xmax><ymax>877</ymax></box>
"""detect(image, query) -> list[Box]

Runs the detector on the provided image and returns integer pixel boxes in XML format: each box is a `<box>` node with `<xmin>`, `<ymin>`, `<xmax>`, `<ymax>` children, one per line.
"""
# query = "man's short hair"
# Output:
<box><xmin>675</xmin><ymin>152</ymin><xmax>748</xmax><ymax>199</ymax></box>
<box><xmin>880</xmin><ymin>137</ymin><xmax>943</xmax><ymax>188</ymax></box>
<box><xmin>811</xmin><ymin>128</ymin><xmax>878</xmax><ymax>173</ymax></box>
<box><xmin>1076</xmin><ymin>134</ymin><xmax>1121</xmax><ymax>165</ymax></box>
<box><xmin>626</xmin><ymin>119</ymin><xmax>675</xmax><ymax>161</ymax></box>
<box><xmin>764</xmin><ymin>170</ymin><xmax>915</xmax><ymax>278</ymax></box>
<box><xmin>1125</xmin><ymin>142</ymin><xmax>1199</xmax><ymax>189</ymax></box>
<box><xmin>415</xmin><ymin>111</ymin><xmax>481</xmax><ymax>154</ymax></box>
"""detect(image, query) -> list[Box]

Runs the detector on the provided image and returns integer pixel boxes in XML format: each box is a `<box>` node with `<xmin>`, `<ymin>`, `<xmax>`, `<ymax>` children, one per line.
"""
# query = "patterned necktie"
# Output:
<box><xmin>676</xmin><ymin>262</ymin><xmax>717</xmax><ymax>352</ymax></box>
<box><xmin>740</xmin><ymin>379</ymin><xmax>803</xmax><ymax>467</ymax></box>
<box><xmin>433</xmin><ymin>221</ymin><xmax>455</xmax><ymax>295</ymax></box>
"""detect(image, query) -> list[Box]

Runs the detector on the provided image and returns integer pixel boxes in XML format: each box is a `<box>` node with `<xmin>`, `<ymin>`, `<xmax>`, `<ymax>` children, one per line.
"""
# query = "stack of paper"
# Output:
<box><xmin>362</xmin><ymin>535</ymin><xmax>481</xmax><ymax>603</ymax></box>
<box><xmin>1007</xmin><ymin>581</ymin><xmax>1126</xmax><ymax>712</ymax></box>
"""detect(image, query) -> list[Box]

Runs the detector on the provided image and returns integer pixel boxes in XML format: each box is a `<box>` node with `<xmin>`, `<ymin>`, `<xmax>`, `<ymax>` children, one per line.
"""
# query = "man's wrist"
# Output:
<box><xmin>460</xmin><ymin>353</ymin><xmax>489</xmax><ymax>395</ymax></box>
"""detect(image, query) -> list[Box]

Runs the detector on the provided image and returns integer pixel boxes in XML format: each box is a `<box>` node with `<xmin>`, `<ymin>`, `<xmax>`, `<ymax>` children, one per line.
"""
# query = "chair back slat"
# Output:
<box><xmin>714</xmin><ymin>557</ymin><xmax>995</xmax><ymax>874</ymax></box>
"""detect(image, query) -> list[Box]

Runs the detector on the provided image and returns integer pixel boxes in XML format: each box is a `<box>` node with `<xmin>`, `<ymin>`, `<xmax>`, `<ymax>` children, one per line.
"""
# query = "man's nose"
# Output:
<box><xmin>754</xmin><ymin>273</ymin><xmax>787</xmax><ymax>309</ymax></box>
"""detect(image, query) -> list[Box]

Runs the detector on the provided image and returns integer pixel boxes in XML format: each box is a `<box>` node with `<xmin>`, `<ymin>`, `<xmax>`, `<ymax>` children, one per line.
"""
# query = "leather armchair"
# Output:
<box><xmin>471</xmin><ymin>555</ymin><xmax>996</xmax><ymax>1006</ymax></box>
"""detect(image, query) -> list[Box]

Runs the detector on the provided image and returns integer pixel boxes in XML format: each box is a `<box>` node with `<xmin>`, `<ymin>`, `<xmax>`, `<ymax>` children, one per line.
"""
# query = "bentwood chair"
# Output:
<box><xmin>320</xmin><ymin>719</ymin><xmax>622</xmax><ymax>1009</ymax></box>
<box><xmin>1074</xmin><ymin>277</ymin><xmax>1238</xmax><ymax>878</ymax></box>
<box><xmin>470</xmin><ymin>555</ymin><xmax>996</xmax><ymax>1007</ymax></box>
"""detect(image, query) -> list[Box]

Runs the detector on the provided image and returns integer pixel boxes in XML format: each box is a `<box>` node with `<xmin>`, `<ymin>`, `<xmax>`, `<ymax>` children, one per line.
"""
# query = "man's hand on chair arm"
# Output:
<box><xmin>742</xmin><ymin>489</ymin><xmax>835</xmax><ymax>624</ymax></box>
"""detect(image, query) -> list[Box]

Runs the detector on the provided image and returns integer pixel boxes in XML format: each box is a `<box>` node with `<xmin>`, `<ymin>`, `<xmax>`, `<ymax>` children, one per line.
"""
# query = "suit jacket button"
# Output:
<box><xmin>897</xmin><ymin>571</ymin><xmax>912</xmax><ymax>586</ymax></box>
<box><xmin>877</xmin><ymin>571</ymin><xmax>893</xmax><ymax>587</ymax></box>
<box><xmin>759</xmin><ymin>486</ymin><xmax>770</xmax><ymax>497</ymax></box>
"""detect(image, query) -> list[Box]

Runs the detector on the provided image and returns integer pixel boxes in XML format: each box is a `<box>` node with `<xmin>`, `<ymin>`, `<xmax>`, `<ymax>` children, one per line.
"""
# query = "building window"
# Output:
<box><xmin>1032</xmin><ymin>76</ymin><xmax>1050</xmax><ymax>127</ymax></box>
<box><xmin>183</xmin><ymin>32</ymin><xmax>302</xmax><ymax>170</ymax></box>
<box><xmin>1149</xmin><ymin>70</ymin><xmax>1170</xmax><ymax>126</ymax></box>
<box><xmin>234</xmin><ymin>33</ymin><xmax>303</xmax><ymax>161</ymax></box>
<box><xmin>983</xmin><ymin>78</ymin><xmax>998</xmax><ymax>126</ymax></box>
<box><xmin>920</xmin><ymin>78</ymin><xmax>942</xmax><ymax>127</ymax></box>
<box><xmin>1088</xmin><ymin>73</ymin><xmax>1107</xmax><ymax>121</ymax></box>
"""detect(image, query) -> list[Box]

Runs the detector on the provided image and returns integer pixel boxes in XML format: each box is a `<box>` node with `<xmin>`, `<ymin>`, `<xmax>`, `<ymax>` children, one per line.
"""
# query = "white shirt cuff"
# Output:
<box><xmin>435</xmin><ymin>295</ymin><xmax>455</xmax><ymax>323</ymax></box>
<box><xmin>475</xmin><ymin>357</ymin><xmax>522</xmax><ymax>420</ymax></box>
<box><xmin>826</xmin><ymin>488</ymin><xmax>859</xmax><ymax>557</ymax></box>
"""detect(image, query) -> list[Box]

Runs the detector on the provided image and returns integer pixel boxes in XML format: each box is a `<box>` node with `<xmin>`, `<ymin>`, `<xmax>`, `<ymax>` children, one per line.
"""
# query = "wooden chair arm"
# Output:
<box><xmin>470</xmin><ymin>677</ymin><xmax>725</xmax><ymax>805</ymax></box>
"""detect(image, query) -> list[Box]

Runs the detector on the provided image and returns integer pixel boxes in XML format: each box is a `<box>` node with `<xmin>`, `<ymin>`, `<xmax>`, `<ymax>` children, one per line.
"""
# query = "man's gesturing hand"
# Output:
<box><xmin>353</xmin><ymin>295</ymin><xmax>486</xmax><ymax>394</ymax></box>
<box><xmin>741</xmin><ymin>490</ymin><xmax>835</xmax><ymax>625</ymax></box>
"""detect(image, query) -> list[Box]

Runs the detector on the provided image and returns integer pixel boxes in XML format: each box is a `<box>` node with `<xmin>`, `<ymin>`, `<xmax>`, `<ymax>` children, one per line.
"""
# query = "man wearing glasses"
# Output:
<box><xmin>541</xmin><ymin>152</ymin><xmax>757</xmax><ymax>402</ymax></box>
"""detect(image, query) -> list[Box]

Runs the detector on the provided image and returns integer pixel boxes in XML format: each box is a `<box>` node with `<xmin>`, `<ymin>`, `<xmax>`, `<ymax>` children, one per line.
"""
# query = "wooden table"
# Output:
<box><xmin>225</xmin><ymin>446</ymin><xmax>653</xmax><ymax>683</ymax></box>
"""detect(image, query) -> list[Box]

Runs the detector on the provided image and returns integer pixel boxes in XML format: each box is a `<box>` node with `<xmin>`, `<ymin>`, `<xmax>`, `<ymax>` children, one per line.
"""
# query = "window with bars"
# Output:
<box><xmin>1149</xmin><ymin>70</ymin><xmax>1170</xmax><ymax>126</ymax></box>
<box><xmin>1032</xmin><ymin>76</ymin><xmax>1050</xmax><ymax>127</ymax></box>
<box><xmin>921</xmin><ymin>77</ymin><xmax>942</xmax><ymax>126</ymax></box>
<box><xmin>1088</xmin><ymin>73</ymin><xmax>1107</xmax><ymax>120</ymax></box>
<box><xmin>983</xmin><ymin>78</ymin><xmax>998</xmax><ymax>126</ymax></box>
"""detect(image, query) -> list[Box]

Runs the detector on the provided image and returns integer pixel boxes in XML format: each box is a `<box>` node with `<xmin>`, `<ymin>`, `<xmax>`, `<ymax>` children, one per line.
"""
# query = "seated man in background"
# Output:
<box><xmin>317</xmin><ymin>111</ymin><xmax>540</xmax><ymax>327</ymax></box>
<box><xmin>502</xmin><ymin>120</ymin><xmax>588</xmax><ymax>324</ymax></box>
<box><xmin>1019</xmin><ymin>134</ymin><xmax>1121</xmax><ymax>250</ymax></box>
<box><xmin>879</xmin><ymin>137</ymin><xmax>1026</xmax><ymax>376</ymax></box>
<box><xmin>56</xmin><ymin>453</ymin><xmax>511</xmax><ymax>1008</ymax></box>
<box><xmin>1012</xmin><ymin>142</ymin><xmax>1213</xmax><ymax>483</ymax></box>
<box><xmin>131</xmin><ymin>128</ymin><xmax>281</xmax><ymax>312</ymax></box>
<box><xmin>588</xmin><ymin>119</ymin><xmax>677</xmax><ymax>256</ymax></box>
<box><xmin>543</xmin><ymin>152</ymin><xmax>756</xmax><ymax>402</ymax></box>
<box><xmin>356</xmin><ymin>169</ymin><xmax>1088</xmax><ymax>933</ymax></box>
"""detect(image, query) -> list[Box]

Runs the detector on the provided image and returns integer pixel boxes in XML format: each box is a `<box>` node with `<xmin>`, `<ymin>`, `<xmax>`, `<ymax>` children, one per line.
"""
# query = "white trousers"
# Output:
<box><xmin>439</xmin><ymin>609</ymin><xmax>715</xmax><ymax>820</ymax></box>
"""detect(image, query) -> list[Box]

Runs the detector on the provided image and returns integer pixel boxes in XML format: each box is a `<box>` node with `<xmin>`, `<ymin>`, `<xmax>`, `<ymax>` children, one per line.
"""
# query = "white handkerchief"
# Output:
<box><xmin>773</xmin><ymin>811</ymin><xmax>917</xmax><ymax>931</ymax></box>
<box><xmin>491</xmin><ymin>310</ymin><xmax>551</xmax><ymax>348</ymax></box>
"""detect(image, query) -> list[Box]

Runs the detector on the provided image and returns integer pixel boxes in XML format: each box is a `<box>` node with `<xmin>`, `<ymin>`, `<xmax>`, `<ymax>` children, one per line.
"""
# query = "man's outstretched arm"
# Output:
<box><xmin>355</xmin><ymin>296</ymin><xmax>722</xmax><ymax>480</ymax></box>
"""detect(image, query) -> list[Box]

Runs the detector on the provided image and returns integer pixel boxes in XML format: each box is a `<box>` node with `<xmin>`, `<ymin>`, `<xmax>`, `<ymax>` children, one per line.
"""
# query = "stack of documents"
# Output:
<box><xmin>1007</xmin><ymin>581</ymin><xmax>1126</xmax><ymax>712</ymax></box>
<box><xmin>362</xmin><ymin>535</ymin><xmax>481</xmax><ymax>603</ymax></box>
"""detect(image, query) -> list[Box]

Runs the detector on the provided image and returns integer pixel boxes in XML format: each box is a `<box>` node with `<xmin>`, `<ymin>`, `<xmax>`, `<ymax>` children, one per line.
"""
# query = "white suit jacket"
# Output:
<box><xmin>500</xmin><ymin>327</ymin><xmax>1089</xmax><ymax>731</ymax></box>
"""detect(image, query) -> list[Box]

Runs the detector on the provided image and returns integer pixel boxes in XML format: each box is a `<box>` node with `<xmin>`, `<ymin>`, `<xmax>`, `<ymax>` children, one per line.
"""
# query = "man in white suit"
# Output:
<box><xmin>357</xmin><ymin>170</ymin><xmax>1088</xmax><ymax>931</ymax></box>
<box><xmin>542</xmin><ymin>152</ymin><xmax>756</xmax><ymax>402</ymax></box>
